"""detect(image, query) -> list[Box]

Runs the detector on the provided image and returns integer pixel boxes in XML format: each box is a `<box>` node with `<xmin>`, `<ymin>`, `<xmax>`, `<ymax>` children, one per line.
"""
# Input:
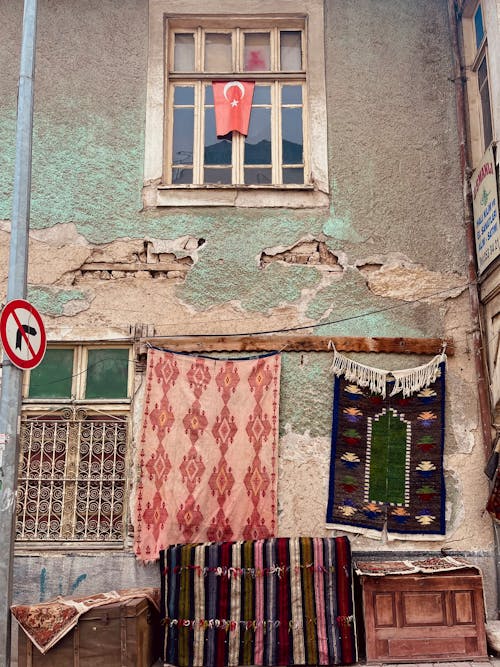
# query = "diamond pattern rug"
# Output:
<box><xmin>134</xmin><ymin>349</ymin><xmax>281</xmax><ymax>562</ymax></box>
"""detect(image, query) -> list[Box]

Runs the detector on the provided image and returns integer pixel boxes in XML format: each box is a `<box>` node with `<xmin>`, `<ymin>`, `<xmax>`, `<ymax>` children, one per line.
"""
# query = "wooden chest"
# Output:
<box><xmin>360</xmin><ymin>568</ymin><xmax>488</xmax><ymax>663</ymax></box>
<box><xmin>17</xmin><ymin>596</ymin><xmax>161</xmax><ymax>667</ymax></box>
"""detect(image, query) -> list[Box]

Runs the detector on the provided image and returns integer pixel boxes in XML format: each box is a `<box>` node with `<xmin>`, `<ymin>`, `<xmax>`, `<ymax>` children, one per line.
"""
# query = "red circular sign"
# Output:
<box><xmin>0</xmin><ymin>299</ymin><xmax>47</xmax><ymax>370</ymax></box>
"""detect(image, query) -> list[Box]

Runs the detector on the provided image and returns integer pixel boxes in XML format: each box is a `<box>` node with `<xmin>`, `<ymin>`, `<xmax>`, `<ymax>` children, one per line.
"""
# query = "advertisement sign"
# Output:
<box><xmin>472</xmin><ymin>146</ymin><xmax>500</xmax><ymax>273</ymax></box>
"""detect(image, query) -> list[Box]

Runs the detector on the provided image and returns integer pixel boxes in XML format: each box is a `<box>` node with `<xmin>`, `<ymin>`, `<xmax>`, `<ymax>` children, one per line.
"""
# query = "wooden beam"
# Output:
<box><xmin>138</xmin><ymin>335</ymin><xmax>453</xmax><ymax>356</ymax></box>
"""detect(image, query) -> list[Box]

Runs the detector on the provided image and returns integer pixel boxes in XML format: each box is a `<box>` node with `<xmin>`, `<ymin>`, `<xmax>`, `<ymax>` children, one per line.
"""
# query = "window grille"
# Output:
<box><xmin>16</xmin><ymin>408</ymin><xmax>127</xmax><ymax>543</ymax></box>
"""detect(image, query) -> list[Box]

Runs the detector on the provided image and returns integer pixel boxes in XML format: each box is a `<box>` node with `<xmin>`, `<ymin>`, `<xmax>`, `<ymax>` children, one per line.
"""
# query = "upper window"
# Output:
<box><xmin>144</xmin><ymin>0</ymin><xmax>328</xmax><ymax>208</ymax></box>
<box><xmin>463</xmin><ymin>1</ymin><xmax>494</xmax><ymax>164</ymax></box>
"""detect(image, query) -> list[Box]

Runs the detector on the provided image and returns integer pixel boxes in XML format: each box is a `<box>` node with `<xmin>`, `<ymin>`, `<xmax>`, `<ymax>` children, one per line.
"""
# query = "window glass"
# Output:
<box><xmin>474</xmin><ymin>4</ymin><xmax>485</xmax><ymax>49</ymax></box>
<box><xmin>280</xmin><ymin>31</ymin><xmax>302</xmax><ymax>70</ymax></box>
<box><xmin>205</xmin><ymin>33</ymin><xmax>232</xmax><ymax>71</ymax></box>
<box><xmin>282</xmin><ymin>107</ymin><xmax>303</xmax><ymax>164</ymax></box>
<box><xmin>174</xmin><ymin>33</ymin><xmax>195</xmax><ymax>71</ymax></box>
<box><xmin>205</xmin><ymin>107</ymin><xmax>232</xmax><ymax>165</ymax></box>
<box><xmin>244</xmin><ymin>33</ymin><xmax>271</xmax><ymax>71</ymax></box>
<box><xmin>86</xmin><ymin>349</ymin><xmax>129</xmax><ymax>399</ymax></box>
<box><xmin>282</xmin><ymin>85</ymin><xmax>302</xmax><ymax>105</ymax></box>
<box><xmin>283</xmin><ymin>167</ymin><xmax>304</xmax><ymax>184</ymax></box>
<box><xmin>479</xmin><ymin>57</ymin><xmax>493</xmax><ymax>147</ymax></box>
<box><xmin>28</xmin><ymin>349</ymin><xmax>74</xmax><ymax>399</ymax></box>
<box><xmin>174</xmin><ymin>87</ymin><xmax>195</xmax><ymax>105</ymax></box>
<box><xmin>253</xmin><ymin>86</ymin><xmax>271</xmax><ymax>105</ymax></box>
<box><xmin>204</xmin><ymin>167</ymin><xmax>232</xmax><ymax>184</ymax></box>
<box><xmin>245</xmin><ymin>108</ymin><xmax>271</xmax><ymax>165</ymax></box>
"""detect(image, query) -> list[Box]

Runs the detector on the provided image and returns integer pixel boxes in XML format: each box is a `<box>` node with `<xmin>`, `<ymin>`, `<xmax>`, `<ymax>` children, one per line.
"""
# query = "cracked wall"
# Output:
<box><xmin>1</xmin><ymin>0</ymin><xmax>496</xmax><ymax>614</ymax></box>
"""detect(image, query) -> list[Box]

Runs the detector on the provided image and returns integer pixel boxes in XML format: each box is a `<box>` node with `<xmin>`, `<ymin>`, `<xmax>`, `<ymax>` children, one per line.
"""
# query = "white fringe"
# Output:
<box><xmin>330</xmin><ymin>345</ymin><xmax>446</xmax><ymax>398</ymax></box>
<box><xmin>330</xmin><ymin>348</ymin><xmax>390</xmax><ymax>398</ymax></box>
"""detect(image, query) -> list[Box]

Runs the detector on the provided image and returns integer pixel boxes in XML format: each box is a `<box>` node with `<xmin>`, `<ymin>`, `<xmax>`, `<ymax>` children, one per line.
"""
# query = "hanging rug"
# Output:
<box><xmin>134</xmin><ymin>348</ymin><xmax>281</xmax><ymax>562</ymax></box>
<box><xmin>326</xmin><ymin>347</ymin><xmax>446</xmax><ymax>540</ymax></box>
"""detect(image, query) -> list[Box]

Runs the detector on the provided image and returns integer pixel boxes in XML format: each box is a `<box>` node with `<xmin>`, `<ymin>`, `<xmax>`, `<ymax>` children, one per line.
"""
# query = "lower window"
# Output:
<box><xmin>17</xmin><ymin>410</ymin><xmax>127</xmax><ymax>543</ymax></box>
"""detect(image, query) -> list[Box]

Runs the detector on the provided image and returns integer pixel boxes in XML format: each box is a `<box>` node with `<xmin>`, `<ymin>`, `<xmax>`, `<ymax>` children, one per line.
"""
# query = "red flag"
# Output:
<box><xmin>212</xmin><ymin>81</ymin><xmax>255</xmax><ymax>137</ymax></box>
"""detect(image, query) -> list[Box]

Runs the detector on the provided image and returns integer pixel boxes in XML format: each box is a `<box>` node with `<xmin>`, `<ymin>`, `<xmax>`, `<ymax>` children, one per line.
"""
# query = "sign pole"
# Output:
<box><xmin>0</xmin><ymin>0</ymin><xmax>38</xmax><ymax>663</ymax></box>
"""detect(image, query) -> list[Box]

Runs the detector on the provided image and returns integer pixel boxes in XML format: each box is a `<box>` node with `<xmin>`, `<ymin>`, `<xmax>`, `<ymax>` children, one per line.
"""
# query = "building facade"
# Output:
<box><xmin>1</xmin><ymin>0</ymin><xmax>498</xmax><ymax>626</ymax></box>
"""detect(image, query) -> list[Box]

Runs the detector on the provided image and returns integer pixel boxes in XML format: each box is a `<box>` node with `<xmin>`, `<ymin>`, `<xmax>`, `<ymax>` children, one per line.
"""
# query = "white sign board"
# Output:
<box><xmin>472</xmin><ymin>146</ymin><xmax>500</xmax><ymax>273</ymax></box>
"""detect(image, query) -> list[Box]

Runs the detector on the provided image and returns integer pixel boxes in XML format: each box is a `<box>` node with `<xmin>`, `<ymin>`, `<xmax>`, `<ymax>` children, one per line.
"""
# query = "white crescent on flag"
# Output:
<box><xmin>223</xmin><ymin>81</ymin><xmax>246</xmax><ymax>106</ymax></box>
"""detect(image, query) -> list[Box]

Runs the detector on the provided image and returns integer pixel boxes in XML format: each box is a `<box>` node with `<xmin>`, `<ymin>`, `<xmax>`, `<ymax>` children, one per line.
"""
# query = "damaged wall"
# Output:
<box><xmin>0</xmin><ymin>0</ymin><xmax>496</xmax><ymax>616</ymax></box>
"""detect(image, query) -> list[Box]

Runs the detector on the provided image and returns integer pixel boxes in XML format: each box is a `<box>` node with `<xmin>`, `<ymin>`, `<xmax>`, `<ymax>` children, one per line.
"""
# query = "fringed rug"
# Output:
<box><xmin>326</xmin><ymin>348</ymin><xmax>446</xmax><ymax>540</ymax></box>
<box><xmin>159</xmin><ymin>536</ymin><xmax>356</xmax><ymax>666</ymax></box>
<box><xmin>134</xmin><ymin>349</ymin><xmax>281</xmax><ymax>562</ymax></box>
<box><xmin>11</xmin><ymin>588</ymin><xmax>160</xmax><ymax>654</ymax></box>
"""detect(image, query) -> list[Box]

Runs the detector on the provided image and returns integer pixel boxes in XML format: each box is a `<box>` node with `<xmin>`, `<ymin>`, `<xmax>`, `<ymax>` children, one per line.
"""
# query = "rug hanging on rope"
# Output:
<box><xmin>326</xmin><ymin>347</ymin><xmax>446</xmax><ymax>540</ymax></box>
<box><xmin>159</xmin><ymin>536</ymin><xmax>356</xmax><ymax>667</ymax></box>
<box><xmin>134</xmin><ymin>348</ymin><xmax>281</xmax><ymax>562</ymax></box>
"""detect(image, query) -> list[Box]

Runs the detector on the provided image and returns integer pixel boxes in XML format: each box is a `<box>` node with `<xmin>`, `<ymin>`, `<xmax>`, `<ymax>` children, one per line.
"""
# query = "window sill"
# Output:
<box><xmin>143</xmin><ymin>183</ymin><xmax>330</xmax><ymax>208</ymax></box>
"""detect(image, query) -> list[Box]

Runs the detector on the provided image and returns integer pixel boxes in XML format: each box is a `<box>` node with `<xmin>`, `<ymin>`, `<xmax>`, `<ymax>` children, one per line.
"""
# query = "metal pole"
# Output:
<box><xmin>0</xmin><ymin>0</ymin><xmax>37</xmax><ymax>663</ymax></box>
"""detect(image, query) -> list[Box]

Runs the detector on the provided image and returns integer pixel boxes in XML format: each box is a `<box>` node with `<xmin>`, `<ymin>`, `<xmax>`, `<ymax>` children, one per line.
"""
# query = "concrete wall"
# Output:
<box><xmin>0</xmin><ymin>0</ymin><xmax>496</xmax><ymax>616</ymax></box>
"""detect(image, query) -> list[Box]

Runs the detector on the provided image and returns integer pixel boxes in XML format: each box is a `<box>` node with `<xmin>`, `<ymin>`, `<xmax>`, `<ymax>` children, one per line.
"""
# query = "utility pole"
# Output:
<box><xmin>0</xmin><ymin>0</ymin><xmax>38</xmax><ymax>663</ymax></box>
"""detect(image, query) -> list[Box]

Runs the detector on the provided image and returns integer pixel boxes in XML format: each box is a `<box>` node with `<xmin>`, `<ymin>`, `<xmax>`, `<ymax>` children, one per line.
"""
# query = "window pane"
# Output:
<box><xmin>280</xmin><ymin>31</ymin><xmax>302</xmax><ymax>70</ymax></box>
<box><xmin>253</xmin><ymin>85</ymin><xmax>271</xmax><ymax>105</ymax></box>
<box><xmin>28</xmin><ymin>349</ymin><xmax>74</xmax><ymax>398</ymax></box>
<box><xmin>172</xmin><ymin>108</ymin><xmax>194</xmax><ymax>165</ymax></box>
<box><xmin>86</xmin><ymin>349</ymin><xmax>129</xmax><ymax>399</ymax></box>
<box><xmin>283</xmin><ymin>167</ymin><xmax>304</xmax><ymax>184</ymax></box>
<box><xmin>245</xmin><ymin>168</ymin><xmax>272</xmax><ymax>185</ymax></box>
<box><xmin>480</xmin><ymin>78</ymin><xmax>493</xmax><ymax>147</ymax></box>
<box><xmin>245</xmin><ymin>108</ymin><xmax>271</xmax><ymax>165</ymax></box>
<box><xmin>282</xmin><ymin>107</ymin><xmax>303</xmax><ymax>163</ymax></box>
<box><xmin>244</xmin><ymin>33</ymin><xmax>270</xmax><ymax>71</ymax></box>
<box><xmin>478</xmin><ymin>56</ymin><xmax>487</xmax><ymax>88</ymax></box>
<box><xmin>205</xmin><ymin>85</ymin><xmax>214</xmax><ymax>105</ymax></box>
<box><xmin>474</xmin><ymin>4</ymin><xmax>485</xmax><ymax>49</ymax></box>
<box><xmin>172</xmin><ymin>167</ymin><xmax>193</xmax><ymax>184</ymax></box>
<box><xmin>204</xmin><ymin>168</ymin><xmax>232</xmax><ymax>184</ymax></box>
<box><xmin>205</xmin><ymin>107</ymin><xmax>232</xmax><ymax>165</ymax></box>
<box><xmin>282</xmin><ymin>85</ymin><xmax>302</xmax><ymax>105</ymax></box>
<box><xmin>174</xmin><ymin>87</ymin><xmax>194</xmax><ymax>105</ymax></box>
<box><xmin>174</xmin><ymin>33</ymin><xmax>195</xmax><ymax>71</ymax></box>
<box><xmin>205</xmin><ymin>33</ymin><xmax>232</xmax><ymax>71</ymax></box>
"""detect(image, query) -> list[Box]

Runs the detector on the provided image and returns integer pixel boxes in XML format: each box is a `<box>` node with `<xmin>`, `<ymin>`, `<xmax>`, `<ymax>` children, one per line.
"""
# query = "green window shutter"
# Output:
<box><xmin>28</xmin><ymin>349</ymin><xmax>74</xmax><ymax>398</ymax></box>
<box><xmin>85</xmin><ymin>349</ymin><xmax>129</xmax><ymax>399</ymax></box>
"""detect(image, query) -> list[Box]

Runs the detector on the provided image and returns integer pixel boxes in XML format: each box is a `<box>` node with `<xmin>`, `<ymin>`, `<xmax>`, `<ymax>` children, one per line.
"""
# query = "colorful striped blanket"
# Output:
<box><xmin>159</xmin><ymin>536</ymin><xmax>356</xmax><ymax>666</ymax></box>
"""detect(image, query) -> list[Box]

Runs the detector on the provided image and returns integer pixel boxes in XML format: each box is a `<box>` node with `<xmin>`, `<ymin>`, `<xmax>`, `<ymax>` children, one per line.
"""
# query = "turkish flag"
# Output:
<box><xmin>212</xmin><ymin>81</ymin><xmax>255</xmax><ymax>137</ymax></box>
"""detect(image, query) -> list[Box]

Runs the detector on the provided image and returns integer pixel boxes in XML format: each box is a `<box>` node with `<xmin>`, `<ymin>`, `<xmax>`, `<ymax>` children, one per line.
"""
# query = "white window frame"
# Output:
<box><xmin>462</xmin><ymin>0</ymin><xmax>496</xmax><ymax>166</ymax></box>
<box><xmin>144</xmin><ymin>0</ymin><xmax>329</xmax><ymax>208</ymax></box>
<box><xmin>17</xmin><ymin>344</ymin><xmax>133</xmax><ymax>549</ymax></box>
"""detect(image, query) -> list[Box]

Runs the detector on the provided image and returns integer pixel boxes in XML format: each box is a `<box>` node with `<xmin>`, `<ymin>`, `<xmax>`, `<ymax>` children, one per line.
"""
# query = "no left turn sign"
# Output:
<box><xmin>0</xmin><ymin>299</ymin><xmax>47</xmax><ymax>370</ymax></box>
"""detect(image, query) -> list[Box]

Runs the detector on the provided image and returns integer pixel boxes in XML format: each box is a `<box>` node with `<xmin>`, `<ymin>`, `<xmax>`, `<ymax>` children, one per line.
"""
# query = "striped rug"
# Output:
<box><xmin>159</xmin><ymin>536</ymin><xmax>356</xmax><ymax>666</ymax></box>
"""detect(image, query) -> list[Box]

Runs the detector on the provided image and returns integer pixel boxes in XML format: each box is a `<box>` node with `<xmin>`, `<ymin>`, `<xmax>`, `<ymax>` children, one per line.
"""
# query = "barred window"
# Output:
<box><xmin>17</xmin><ymin>345</ymin><xmax>132</xmax><ymax>547</ymax></box>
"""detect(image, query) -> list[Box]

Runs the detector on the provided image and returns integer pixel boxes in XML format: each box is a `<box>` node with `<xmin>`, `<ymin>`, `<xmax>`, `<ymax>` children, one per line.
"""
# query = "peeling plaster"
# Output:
<box><xmin>27</xmin><ymin>286</ymin><xmax>93</xmax><ymax>317</ymax></box>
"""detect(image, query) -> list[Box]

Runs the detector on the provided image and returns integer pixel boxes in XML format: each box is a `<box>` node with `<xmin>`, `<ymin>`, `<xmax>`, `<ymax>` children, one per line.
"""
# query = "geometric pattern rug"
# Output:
<box><xmin>134</xmin><ymin>349</ymin><xmax>281</xmax><ymax>562</ymax></box>
<box><xmin>159</xmin><ymin>537</ymin><xmax>356</xmax><ymax>666</ymax></box>
<box><xmin>326</xmin><ymin>351</ymin><xmax>446</xmax><ymax>540</ymax></box>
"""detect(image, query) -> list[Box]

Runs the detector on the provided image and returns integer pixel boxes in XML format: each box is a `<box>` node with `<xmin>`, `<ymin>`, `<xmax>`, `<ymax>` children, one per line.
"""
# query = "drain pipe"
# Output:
<box><xmin>447</xmin><ymin>0</ymin><xmax>493</xmax><ymax>458</ymax></box>
<box><xmin>447</xmin><ymin>0</ymin><xmax>499</xmax><ymax>619</ymax></box>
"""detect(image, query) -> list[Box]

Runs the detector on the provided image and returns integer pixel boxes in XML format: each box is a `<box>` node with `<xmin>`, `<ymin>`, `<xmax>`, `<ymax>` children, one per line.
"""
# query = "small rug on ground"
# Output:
<box><xmin>11</xmin><ymin>588</ymin><xmax>160</xmax><ymax>654</ymax></box>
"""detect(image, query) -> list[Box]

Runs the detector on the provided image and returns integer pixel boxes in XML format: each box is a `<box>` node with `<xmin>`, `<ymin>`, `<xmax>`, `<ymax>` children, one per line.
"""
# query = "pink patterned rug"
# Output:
<box><xmin>134</xmin><ymin>349</ymin><xmax>281</xmax><ymax>562</ymax></box>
